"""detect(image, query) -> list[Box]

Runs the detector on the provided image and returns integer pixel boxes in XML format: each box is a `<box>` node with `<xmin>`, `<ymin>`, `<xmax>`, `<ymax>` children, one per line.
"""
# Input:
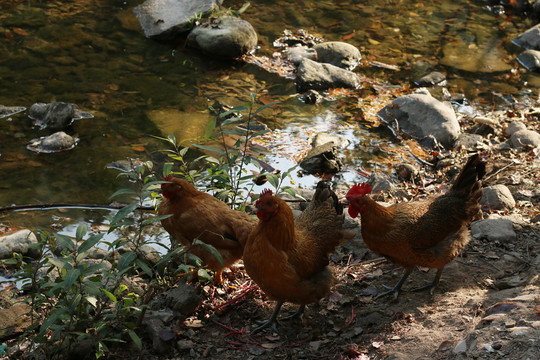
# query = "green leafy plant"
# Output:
<box><xmin>156</xmin><ymin>94</ymin><xmax>297</xmax><ymax>211</ymax></box>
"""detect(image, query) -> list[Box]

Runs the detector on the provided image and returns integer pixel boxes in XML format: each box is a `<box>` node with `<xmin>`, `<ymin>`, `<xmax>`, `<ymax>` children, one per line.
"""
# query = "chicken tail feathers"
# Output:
<box><xmin>449</xmin><ymin>154</ymin><xmax>486</xmax><ymax>200</ymax></box>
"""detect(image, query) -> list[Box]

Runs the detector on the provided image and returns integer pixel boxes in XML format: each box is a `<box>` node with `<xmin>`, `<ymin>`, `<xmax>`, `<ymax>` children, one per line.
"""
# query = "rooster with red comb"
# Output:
<box><xmin>346</xmin><ymin>154</ymin><xmax>486</xmax><ymax>299</ymax></box>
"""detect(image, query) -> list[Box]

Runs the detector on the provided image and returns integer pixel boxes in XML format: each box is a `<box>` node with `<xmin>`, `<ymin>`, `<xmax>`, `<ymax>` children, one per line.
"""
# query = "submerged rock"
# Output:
<box><xmin>296</xmin><ymin>58</ymin><xmax>360</xmax><ymax>92</ymax></box>
<box><xmin>313</xmin><ymin>41</ymin><xmax>361</xmax><ymax>70</ymax></box>
<box><xmin>133</xmin><ymin>0</ymin><xmax>223</xmax><ymax>39</ymax></box>
<box><xmin>28</xmin><ymin>102</ymin><xmax>93</xmax><ymax>129</ymax></box>
<box><xmin>377</xmin><ymin>92</ymin><xmax>460</xmax><ymax>148</ymax></box>
<box><xmin>414</xmin><ymin>71</ymin><xmax>446</xmax><ymax>86</ymax></box>
<box><xmin>27</xmin><ymin>131</ymin><xmax>78</xmax><ymax>153</ymax></box>
<box><xmin>186</xmin><ymin>16</ymin><xmax>257</xmax><ymax>59</ymax></box>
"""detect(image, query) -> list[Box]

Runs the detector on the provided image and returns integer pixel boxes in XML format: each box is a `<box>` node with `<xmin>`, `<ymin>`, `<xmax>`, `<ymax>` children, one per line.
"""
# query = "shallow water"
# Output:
<box><xmin>0</xmin><ymin>0</ymin><xmax>537</xmax><ymax>235</ymax></box>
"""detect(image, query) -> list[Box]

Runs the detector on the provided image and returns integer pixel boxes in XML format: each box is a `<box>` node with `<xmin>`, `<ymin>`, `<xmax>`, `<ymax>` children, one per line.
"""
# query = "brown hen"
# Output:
<box><xmin>346</xmin><ymin>154</ymin><xmax>486</xmax><ymax>299</ymax></box>
<box><xmin>157</xmin><ymin>175</ymin><xmax>257</xmax><ymax>284</ymax></box>
<box><xmin>243</xmin><ymin>181</ymin><xmax>355</xmax><ymax>333</ymax></box>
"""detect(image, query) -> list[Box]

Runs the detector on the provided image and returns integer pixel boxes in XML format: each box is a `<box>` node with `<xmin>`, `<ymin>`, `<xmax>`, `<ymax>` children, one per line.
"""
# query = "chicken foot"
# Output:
<box><xmin>252</xmin><ymin>301</ymin><xmax>284</xmax><ymax>334</ymax></box>
<box><xmin>375</xmin><ymin>268</ymin><xmax>413</xmax><ymax>300</ymax></box>
<box><xmin>252</xmin><ymin>303</ymin><xmax>306</xmax><ymax>333</ymax></box>
<box><xmin>412</xmin><ymin>267</ymin><xmax>443</xmax><ymax>294</ymax></box>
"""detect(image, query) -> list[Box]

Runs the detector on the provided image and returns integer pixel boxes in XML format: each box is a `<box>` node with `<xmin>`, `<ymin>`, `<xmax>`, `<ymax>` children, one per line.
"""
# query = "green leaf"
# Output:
<box><xmin>163</xmin><ymin>162</ymin><xmax>173</xmax><ymax>177</ymax></box>
<box><xmin>167</xmin><ymin>134</ymin><xmax>177</xmax><ymax>145</ymax></box>
<box><xmin>220</xmin><ymin>116</ymin><xmax>244</xmax><ymax>126</ymax></box>
<box><xmin>101</xmin><ymin>288</ymin><xmax>117</xmax><ymax>303</ymax></box>
<box><xmin>118</xmin><ymin>251</ymin><xmax>137</xmax><ymax>271</ymax></box>
<box><xmin>229</xmin><ymin>105</ymin><xmax>249</xmax><ymax>113</ymax></box>
<box><xmin>40</xmin><ymin>312</ymin><xmax>59</xmax><ymax>332</ymax></box>
<box><xmin>55</xmin><ymin>233</ymin><xmax>75</xmax><ymax>250</ymax></box>
<box><xmin>204</xmin><ymin>116</ymin><xmax>217</xmax><ymax>139</ymax></box>
<box><xmin>266</xmin><ymin>173</ymin><xmax>279</xmax><ymax>189</ymax></box>
<box><xmin>109</xmin><ymin>188</ymin><xmax>137</xmax><ymax>199</ymax></box>
<box><xmin>198</xmin><ymin>268</ymin><xmax>214</xmax><ymax>282</ymax></box>
<box><xmin>78</xmin><ymin>234</ymin><xmax>103</xmax><ymax>254</ymax></box>
<box><xmin>86</xmin><ymin>296</ymin><xmax>98</xmax><ymax>308</ymax></box>
<box><xmin>222</xmin><ymin>128</ymin><xmax>248</xmax><ymax>136</ymax></box>
<box><xmin>64</xmin><ymin>268</ymin><xmax>81</xmax><ymax>289</ymax></box>
<box><xmin>110</xmin><ymin>203</ymin><xmax>138</xmax><ymax>227</ymax></box>
<box><xmin>179</xmin><ymin>147</ymin><xmax>189</xmax><ymax>157</ymax></box>
<box><xmin>128</xmin><ymin>330</ymin><xmax>143</xmax><ymax>350</ymax></box>
<box><xmin>193</xmin><ymin>239</ymin><xmax>224</xmax><ymax>266</ymax></box>
<box><xmin>135</xmin><ymin>258</ymin><xmax>153</xmax><ymax>277</ymax></box>
<box><xmin>192</xmin><ymin>144</ymin><xmax>224</xmax><ymax>154</ymax></box>
<box><xmin>75</xmin><ymin>225</ymin><xmax>87</xmax><ymax>242</ymax></box>
<box><xmin>49</xmin><ymin>257</ymin><xmax>69</xmax><ymax>269</ymax></box>
<box><xmin>254</xmin><ymin>101</ymin><xmax>280</xmax><ymax>114</ymax></box>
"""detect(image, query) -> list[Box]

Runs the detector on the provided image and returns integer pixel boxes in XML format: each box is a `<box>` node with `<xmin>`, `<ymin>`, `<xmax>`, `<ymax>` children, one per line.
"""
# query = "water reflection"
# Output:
<box><xmin>0</xmin><ymin>0</ymin><xmax>537</xmax><ymax>235</ymax></box>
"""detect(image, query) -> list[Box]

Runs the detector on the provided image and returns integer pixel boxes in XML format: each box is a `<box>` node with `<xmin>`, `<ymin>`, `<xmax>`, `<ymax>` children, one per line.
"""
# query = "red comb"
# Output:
<box><xmin>164</xmin><ymin>175</ymin><xmax>174</xmax><ymax>181</ymax></box>
<box><xmin>259</xmin><ymin>188</ymin><xmax>273</xmax><ymax>199</ymax></box>
<box><xmin>256</xmin><ymin>189</ymin><xmax>273</xmax><ymax>205</ymax></box>
<box><xmin>346</xmin><ymin>183</ymin><xmax>372</xmax><ymax>198</ymax></box>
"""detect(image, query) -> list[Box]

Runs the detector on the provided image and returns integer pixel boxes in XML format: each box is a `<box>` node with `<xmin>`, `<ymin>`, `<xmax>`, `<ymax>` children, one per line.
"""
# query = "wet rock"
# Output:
<box><xmin>455</xmin><ymin>133</ymin><xmax>484</xmax><ymax>150</ymax></box>
<box><xmin>481</xmin><ymin>184</ymin><xmax>516</xmax><ymax>210</ymax></box>
<box><xmin>285</xmin><ymin>46</ymin><xmax>317</xmax><ymax>66</ymax></box>
<box><xmin>299</xmin><ymin>142</ymin><xmax>342</xmax><ymax>174</ymax></box>
<box><xmin>133</xmin><ymin>0</ymin><xmax>223</xmax><ymax>39</ymax></box>
<box><xmin>414</xmin><ymin>71</ymin><xmax>446</xmax><ymax>86</ymax></box>
<box><xmin>313</xmin><ymin>41</ymin><xmax>361</xmax><ymax>70</ymax></box>
<box><xmin>27</xmin><ymin>131</ymin><xmax>78</xmax><ymax>153</ymax></box>
<box><xmin>494</xmin><ymin>275</ymin><xmax>529</xmax><ymax>290</ymax></box>
<box><xmin>0</xmin><ymin>105</ymin><xmax>26</xmax><ymax>119</ymax></box>
<box><xmin>0</xmin><ymin>304</ymin><xmax>30</xmax><ymax>340</ymax></box>
<box><xmin>505</xmin><ymin>121</ymin><xmax>527</xmax><ymax>136</ymax></box>
<box><xmin>310</xmin><ymin>132</ymin><xmax>349</xmax><ymax>149</ymax></box>
<box><xmin>517</xmin><ymin>49</ymin><xmax>540</xmax><ymax>71</ymax></box>
<box><xmin>187</xmin><ymin>17</ymin><xmax>257</xmax><ymax>59</ymax></box>
<box><xmin>512</xmin><ymin>23</ymin><xmax>540</xmax><ymax>50</ymax></box>
<box><xmin>296</xmin><ymin>58</ymin><xmax>360</xmax><ymax>92</ymax></box>
<box><xmin>368</xmin><ymin>172</ymin><xmax>394</xmax><ymax>192</ymax></box>
<box><xmin>28</xmin><ymin>102</ymin><xmax>92</xmax><ymax>129</ymax></box>
<box><xmin>377</xmin><ymin>93</ymin><xmax>460</xmax><ymax>148</ymax></box>
<box><xmin>470</xmin><ymin>218</ymin><xmax>516</xmax><ymax>242</ymax></box>
<box><xmin>510</xmin><ymin>129</ymin><xmax>540</xmax><ymax>149</ymax></box>
<box><xmin>0</xmin><ymin>230</ymin><xmax>39</xmax><ymax>259</ymax></box>
<box><xmin>301</xmin><ymin>89</ymin><xmax>322</xmax><ymax>104</ymax></box>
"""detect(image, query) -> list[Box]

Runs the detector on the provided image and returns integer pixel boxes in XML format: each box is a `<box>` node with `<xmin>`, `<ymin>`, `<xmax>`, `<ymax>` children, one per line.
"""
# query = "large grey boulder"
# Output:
<box><xmin>377</xmin><ymin>92</ymin><xmax>460</xmax><ymax>148</ymax></box>
<box><xmin>186</xmin><ymin>16</ymin><xmax>257</xmax><ymax>59</ymax></box>
<box><xmin>296</xmin><ymin>58</ymin><xmax>360</xmax><ymax>92</ymax></box>
<box><xmin>510</xmin><ymin>129</ymin><xmax>540</xmax><ymax>149</ymax></box>
<box><xmin>133</xmin><ymin>0</ymin><xmax>223</xmax><ymax>39</ymax></box>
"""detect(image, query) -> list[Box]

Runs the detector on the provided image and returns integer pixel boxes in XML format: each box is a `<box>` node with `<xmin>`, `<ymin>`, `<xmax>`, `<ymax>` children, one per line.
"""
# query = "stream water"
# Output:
<box><xmin>0</xmin><ymin>0</ymin><xmax>537</xmax><ymax>238</ymax></box>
